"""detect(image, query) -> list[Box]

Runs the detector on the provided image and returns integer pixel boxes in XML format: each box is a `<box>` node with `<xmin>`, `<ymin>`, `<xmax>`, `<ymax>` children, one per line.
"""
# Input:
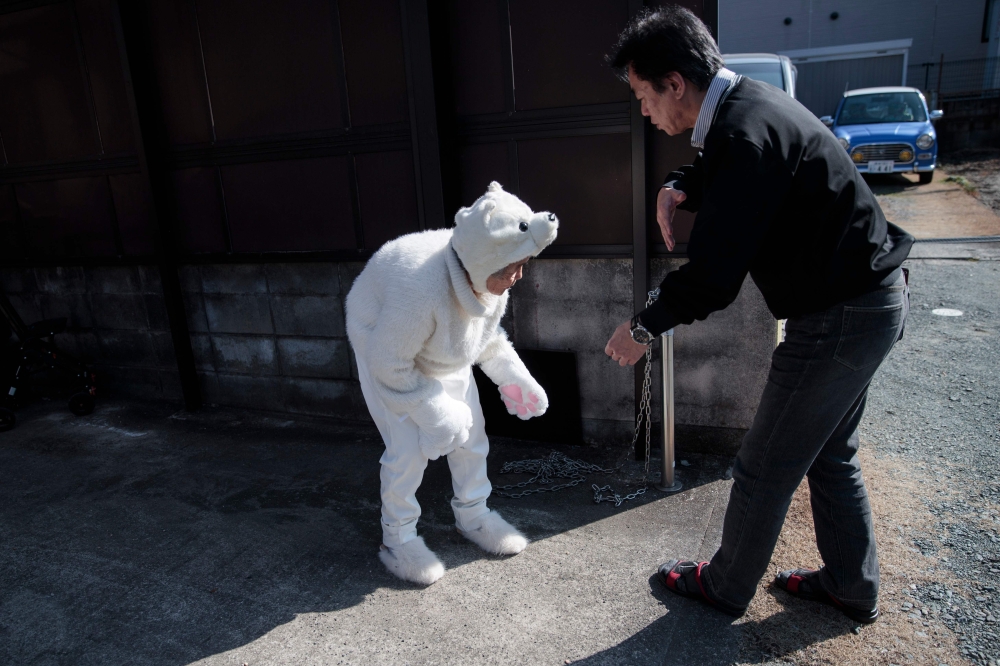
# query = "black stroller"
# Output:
<box><xmin>1</xmin><ymin>288</ymin><xmax>96</xmax><ymax>432</ymax></box>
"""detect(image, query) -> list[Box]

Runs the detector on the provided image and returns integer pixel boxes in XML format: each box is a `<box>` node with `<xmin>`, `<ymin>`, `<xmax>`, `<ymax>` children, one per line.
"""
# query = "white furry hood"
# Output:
<box><xmin>451</xmin><ymin>182</ymin><xmax>558</xmax><ymax>294</ymax></box>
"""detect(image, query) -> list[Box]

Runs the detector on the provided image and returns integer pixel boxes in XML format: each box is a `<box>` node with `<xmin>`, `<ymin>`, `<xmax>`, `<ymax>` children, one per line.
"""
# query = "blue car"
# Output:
<box><xmin>821</xmin><ymin>87</ymin><xmax>944</xmax><ymax>184</ymax></box>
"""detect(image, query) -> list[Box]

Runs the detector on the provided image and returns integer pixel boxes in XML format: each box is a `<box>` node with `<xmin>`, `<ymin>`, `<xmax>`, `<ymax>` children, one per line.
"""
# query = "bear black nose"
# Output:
<box><xmin>547</xmin><ymin>213</ymin><xmax>556</xmax><ymax>221</ymax></box>
<box><xmin>519</xmin><ymin>222</ymin><xmax>528</xmax><ymax>232</ymax></box>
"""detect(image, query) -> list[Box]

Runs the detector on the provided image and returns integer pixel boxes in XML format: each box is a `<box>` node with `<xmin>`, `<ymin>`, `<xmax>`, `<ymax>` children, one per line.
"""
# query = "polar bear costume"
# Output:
<box><xmin>345</xmin><ymin>182</ymin><xmax>558</xmax><ymax>585</ymax></box>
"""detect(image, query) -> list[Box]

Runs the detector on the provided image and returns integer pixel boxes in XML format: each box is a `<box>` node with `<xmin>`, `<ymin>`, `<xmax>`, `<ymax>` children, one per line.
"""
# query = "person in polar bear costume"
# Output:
<box><xmin>345</xmin><ymin>182</ymin><xmax>558</xmax><ymax>585</ymax></box>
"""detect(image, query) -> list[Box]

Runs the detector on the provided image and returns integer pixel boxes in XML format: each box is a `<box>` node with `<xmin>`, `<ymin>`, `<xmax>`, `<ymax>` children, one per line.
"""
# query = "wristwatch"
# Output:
<box><xmin>630</xmin><ymin>315</ymin><xmax>654</xmax><ymax>345</ymax></box>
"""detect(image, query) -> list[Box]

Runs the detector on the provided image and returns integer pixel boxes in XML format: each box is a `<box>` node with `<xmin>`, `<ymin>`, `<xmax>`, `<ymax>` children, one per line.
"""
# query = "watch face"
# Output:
<box><xmin>631</xmin><ymin>326</ymin><xmax>653</xmax><ymax>345</ymax></box>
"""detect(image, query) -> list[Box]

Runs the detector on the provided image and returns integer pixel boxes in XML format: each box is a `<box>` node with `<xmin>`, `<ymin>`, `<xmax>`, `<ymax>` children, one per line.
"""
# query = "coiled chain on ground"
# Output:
<box><xmin>495</xmin><ymin>289</ymin><xmax>660</xmax><ymax>507</ymax></box>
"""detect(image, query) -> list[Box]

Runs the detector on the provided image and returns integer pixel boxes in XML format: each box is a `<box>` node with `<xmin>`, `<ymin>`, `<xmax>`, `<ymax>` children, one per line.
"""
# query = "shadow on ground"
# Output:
<box><xmin>0</xmin><ymin>400</ymin><xmax>838</xmax><ymax>664</ymax></box>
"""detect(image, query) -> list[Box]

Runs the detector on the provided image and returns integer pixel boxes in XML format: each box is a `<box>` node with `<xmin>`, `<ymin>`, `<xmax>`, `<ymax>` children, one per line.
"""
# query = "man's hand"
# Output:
<box><xmin>656</xmin><ymin>186</ymin><xmax>687</xmax><ymax>251</ymax></box>
<box><xmin>605</xmin><ymin>319</ymin><xmax>649</xmax><ymax>367</ymax></box>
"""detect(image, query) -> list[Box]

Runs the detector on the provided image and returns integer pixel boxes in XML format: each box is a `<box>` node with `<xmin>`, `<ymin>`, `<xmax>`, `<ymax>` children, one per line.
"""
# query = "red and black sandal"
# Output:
<box><xmin>657</xmin><ymin>559</ymin><xmax>745</xmax><ymax>618</ymax></box>
<box><xmin>774</xmin><ymin>568</ymin><xmax>879</xmax><ymax>624</ymax></box>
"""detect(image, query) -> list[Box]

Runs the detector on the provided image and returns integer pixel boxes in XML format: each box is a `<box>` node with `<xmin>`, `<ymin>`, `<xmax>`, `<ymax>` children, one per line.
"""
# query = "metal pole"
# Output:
<box><xmin>655</xmin><ymin>329</ymin><xmax>683</xmax><ymax>493</ymax></box>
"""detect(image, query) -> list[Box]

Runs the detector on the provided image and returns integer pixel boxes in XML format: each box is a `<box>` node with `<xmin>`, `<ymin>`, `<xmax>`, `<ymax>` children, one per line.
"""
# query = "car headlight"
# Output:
<box><xmin>837</xmin><ymin>137</ymin><xmax>850</xmax><ymax>150</ymax></box>
<box><xmin>851</xmin><ymin>151</ymin><xmax>864</xmax><ymax>163</ymax></box>
<box><xmin>898</xmin><ymin>149</ymin><xmax>914</xmax><ymax>162</ymax></box>
<box><xmin>916</xmin><ymin>133</ymin><xmax>935</xmax><ymax>150</ymax></box>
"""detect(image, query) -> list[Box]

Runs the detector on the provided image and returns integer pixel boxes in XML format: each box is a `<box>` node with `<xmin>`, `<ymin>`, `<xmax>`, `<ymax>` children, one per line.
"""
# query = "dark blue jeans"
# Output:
<box><xmin>702</xmin><ymin>269</ymin><xmax>909</xmax><ymax>613</ymax></box>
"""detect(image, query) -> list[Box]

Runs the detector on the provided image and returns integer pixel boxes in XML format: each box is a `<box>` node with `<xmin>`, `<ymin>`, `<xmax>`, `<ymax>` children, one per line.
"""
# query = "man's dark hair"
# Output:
<box><xmin>609</xmin><ymin>6</ymin><xmax>724</xmax><ymax>92</ymax></box>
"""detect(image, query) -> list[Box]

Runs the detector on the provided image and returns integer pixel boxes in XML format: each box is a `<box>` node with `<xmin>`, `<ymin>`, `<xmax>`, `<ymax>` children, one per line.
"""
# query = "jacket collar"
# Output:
<box><xmin>691</xmin><ymin>67</ymin><xmax>741</xmax><ymax>149</ymax></box>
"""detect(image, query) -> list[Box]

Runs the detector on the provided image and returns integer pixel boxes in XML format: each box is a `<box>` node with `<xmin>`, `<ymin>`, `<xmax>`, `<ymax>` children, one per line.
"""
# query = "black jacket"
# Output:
<box><xmin>638</xmin><ymin>77</ymin><xmax>913</xmax><ymax>336</ymax></box>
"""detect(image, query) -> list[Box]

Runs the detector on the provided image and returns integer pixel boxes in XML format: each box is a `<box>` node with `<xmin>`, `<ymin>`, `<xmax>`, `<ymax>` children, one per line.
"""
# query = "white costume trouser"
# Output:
<box><xmin>356</xmin><ymin>359</ymin><xmax>492</xmax><ymax>548</ymax></box>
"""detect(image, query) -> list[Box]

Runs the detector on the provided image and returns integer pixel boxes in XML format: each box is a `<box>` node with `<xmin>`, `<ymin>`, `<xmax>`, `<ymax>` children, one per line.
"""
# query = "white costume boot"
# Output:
<box><xmin>458</xmin><ymin>510</ymin><xmax>528</xmax><ymax>555</ymax></box>
<box><xmin>379</xmin><ymin>537</ymin><xmax>445</xmax><ymax>585</ymax></box>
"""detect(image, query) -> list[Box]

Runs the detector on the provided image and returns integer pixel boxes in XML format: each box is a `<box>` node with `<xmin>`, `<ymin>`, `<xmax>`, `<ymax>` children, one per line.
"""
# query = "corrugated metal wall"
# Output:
<box><xmin>796</xmin><ymin>54</ymin><xmax>905</xmax><ymax>117</ymax></box>
<box><xmin>718</xmin><ymin>0</ymin><xmax>987</xmax><ymax>67</ymax></box>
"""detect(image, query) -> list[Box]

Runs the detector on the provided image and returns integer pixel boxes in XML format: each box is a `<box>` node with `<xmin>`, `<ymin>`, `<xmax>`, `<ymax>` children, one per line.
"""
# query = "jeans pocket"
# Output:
<box><xmin>833</xmin><ymin>303</ymin><xmax>904</xmax><ymax>371</ymax></box>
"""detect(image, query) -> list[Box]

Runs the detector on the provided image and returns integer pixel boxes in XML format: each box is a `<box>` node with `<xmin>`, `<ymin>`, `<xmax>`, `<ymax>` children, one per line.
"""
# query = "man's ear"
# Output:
<box><xmin>665</xmin><ymin>71</ymin><xmax>685</xmax><ymax>99</ymax></box>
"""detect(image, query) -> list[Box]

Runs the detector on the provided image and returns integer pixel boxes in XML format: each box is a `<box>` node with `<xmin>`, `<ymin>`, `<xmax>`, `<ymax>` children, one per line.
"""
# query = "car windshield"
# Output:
<box><xmin>725</xmin><ymin>62</ymin><xmax>785</xmax><ymax>91</ymax></box>
<box><xmin>837</xmin><ymin>92</ymin><xmax>928</xmax><ymax>125</ymax></box>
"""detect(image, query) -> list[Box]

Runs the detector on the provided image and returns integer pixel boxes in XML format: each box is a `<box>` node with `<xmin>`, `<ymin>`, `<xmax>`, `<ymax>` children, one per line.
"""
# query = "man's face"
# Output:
<box><xmin>486</xmin><ymin>259</ymin><xmax>529</xmax><ymax>295</ymax></box>
<box><xmin>628</xmin><ymin>65</ymin><xmax>688</xmax><ymax>135</ymax></box>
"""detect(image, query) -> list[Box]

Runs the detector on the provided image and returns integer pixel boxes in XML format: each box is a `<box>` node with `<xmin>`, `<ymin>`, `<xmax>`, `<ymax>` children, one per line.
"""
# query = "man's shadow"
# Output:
<box><xmin>573</xmin><ymin>575</ymin><xmax>856</xmax><ymax>665</ymax></box>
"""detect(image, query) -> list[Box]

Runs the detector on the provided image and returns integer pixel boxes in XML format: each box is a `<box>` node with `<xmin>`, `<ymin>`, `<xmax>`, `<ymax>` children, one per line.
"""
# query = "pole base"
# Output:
<box><xmin>654</xmin><ymin>479</ymin><xmax>683</xmax><ymax>494</ymax></box>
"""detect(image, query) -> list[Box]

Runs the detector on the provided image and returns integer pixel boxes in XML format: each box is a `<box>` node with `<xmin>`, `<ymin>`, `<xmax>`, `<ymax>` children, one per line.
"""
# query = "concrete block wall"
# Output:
<box><xmin>507</xmin><ymin>259</ymin><xmax>636</xmax><ymax>444</ymax></box>
<box><xmin>178</xmin><ymin>262</ymin><xmax>369</xmax><ymax>421</ymax></box>
<box><xmin>506</xmin><ymin>258</ymin><xmax>776</xmax><ymax>452</ymax></box>
<box><xmin>650</xmin><ymin>259</ymin><xmax>776</xmax><ymax>452</ymax></box>
<box><xmin>2</xmin><ymin>258</ymin><xmax>776</xmax><ymax>454</ymax></box>
<box><xmin>0</xmin><ymin>266</ymin><xmax>181</xmax><ymax>400</ymax></box>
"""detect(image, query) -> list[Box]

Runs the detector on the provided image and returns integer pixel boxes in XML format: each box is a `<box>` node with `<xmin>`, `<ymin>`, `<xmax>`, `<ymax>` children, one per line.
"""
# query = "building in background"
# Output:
<box><xmin>720</xmin><ymin>0</ymin><xmax>993</xmax><ymax>117</ymax></box>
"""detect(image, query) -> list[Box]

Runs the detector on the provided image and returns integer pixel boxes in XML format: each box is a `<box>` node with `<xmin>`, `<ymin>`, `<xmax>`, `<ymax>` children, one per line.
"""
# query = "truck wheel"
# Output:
<box><xmin>0</xmin><ymin>407</ymin><xmax>15</xmax><ymax>432</ymax></box>
<box><xmin>919</xmin><ymin>171</ymin><xmax>933</xmax><ymax>184</ymax></box>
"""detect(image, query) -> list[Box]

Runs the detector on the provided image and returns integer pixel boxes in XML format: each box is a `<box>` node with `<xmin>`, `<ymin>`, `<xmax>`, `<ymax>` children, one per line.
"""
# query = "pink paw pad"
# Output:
<box><xmin>500</xmin><ymin>385</ymin><xmax>523</xmax><ymax>403</ymax></box>
<box><xmin>500</xmin><ymin>384</ymin><xmax>542</xmax><ymax>418</ymax></box>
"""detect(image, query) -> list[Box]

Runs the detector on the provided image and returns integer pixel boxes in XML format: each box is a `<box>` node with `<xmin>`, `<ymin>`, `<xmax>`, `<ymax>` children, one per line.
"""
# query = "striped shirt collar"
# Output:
<box><xmin>690</xmin><ymin>67</ymin><xmax>739</xmax><ymax>149</ymax></box>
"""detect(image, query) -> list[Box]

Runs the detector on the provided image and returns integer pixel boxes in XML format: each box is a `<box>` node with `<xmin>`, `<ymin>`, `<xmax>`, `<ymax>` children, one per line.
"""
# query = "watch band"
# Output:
<box><xmin>630</xmin><ymin>315</ymin><xmax>654</xmax><ymax>345</ymax></box>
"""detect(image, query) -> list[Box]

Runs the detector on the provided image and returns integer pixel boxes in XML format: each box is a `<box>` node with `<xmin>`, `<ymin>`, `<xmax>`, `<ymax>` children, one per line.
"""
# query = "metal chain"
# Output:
<box><xmin>494</xmin><ymin>451</ymin><xmax>614</xmax><ymax>498</ymax></box>
<box><xmin>592</xmin><ymin>287</ymin><xmax>659</xmax><ymax>506</ymax></box>
<box><xmin>495</xmin><ymin>289</ymin><xmax>661</xmax><ymax>508</ymax></box>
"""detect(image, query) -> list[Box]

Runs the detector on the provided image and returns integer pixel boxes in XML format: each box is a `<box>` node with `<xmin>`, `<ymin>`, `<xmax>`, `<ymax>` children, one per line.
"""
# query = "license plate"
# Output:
<box><xmin>868</xmin><ymin>160</ymin><xmax>894</xmax><ymax>173</ymax></box>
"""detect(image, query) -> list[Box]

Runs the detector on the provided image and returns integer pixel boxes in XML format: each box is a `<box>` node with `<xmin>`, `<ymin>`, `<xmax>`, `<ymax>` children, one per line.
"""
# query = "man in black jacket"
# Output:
<box><xmin>605</xmin><ymin>7</ymin><xmax>911</xmax><ymax>623</ymax></box>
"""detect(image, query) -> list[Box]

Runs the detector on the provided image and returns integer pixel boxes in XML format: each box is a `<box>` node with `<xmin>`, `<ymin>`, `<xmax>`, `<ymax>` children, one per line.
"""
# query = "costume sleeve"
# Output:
<box><xmin>665</xmin><ymin>153</ymin><xmax>706</xmax><ymax>212</ymax></box>
<box><xmin>476</xmin><ymin>328</ymin><xmax>549</xmax><ymax>419</ymax></box>
<box><xmin>476</xmin><ymin>328</ymin><xmax>532</xmax><ymax>386</ymax></box>
<box><xmin>639</xmin><ymin>137</ymin><xmax>792</xmax><ymax>336</ymax></box>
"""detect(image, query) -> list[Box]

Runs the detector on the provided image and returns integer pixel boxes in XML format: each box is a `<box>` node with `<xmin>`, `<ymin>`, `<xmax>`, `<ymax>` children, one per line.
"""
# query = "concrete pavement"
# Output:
<box><xmin>0</xmin><ymin>400</ymin><xmax>745</xmax><ymax>665</ymax></box>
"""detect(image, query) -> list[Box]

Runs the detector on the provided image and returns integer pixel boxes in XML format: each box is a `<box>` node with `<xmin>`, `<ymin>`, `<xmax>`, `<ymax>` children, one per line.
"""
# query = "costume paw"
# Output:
<box><xmin>459</xmin><ymin>510</ymin><xmax>528</xmax><ymax>555</ymax></box>
<box><xmin>499</xmin><ymin>384</ymin><xmax>548</xmax><ymax>420</ymax></box>
<box><xmin>378</xmin><ymin>536</ymin><xmax>445</xmax><ymax>585</ymax></box>
<box><xmin>416</xmin><ymin>399</ymin><xmax>474</xmax><ymax>459</ymax></box>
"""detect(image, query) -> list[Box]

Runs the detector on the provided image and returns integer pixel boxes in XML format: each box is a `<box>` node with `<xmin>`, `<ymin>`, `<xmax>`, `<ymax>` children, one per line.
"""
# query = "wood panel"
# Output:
<box><xmin>446</xmin><ymin>0</ymin><xmax>507</xmax><ymax>116</ymax></box>
<box><xmin>172</xmin><ymin>167</ymin><xmax>227</xmax><ymax>254</ymax></box>
<box><xmin>15</xmin><ymin>176</ymin><xmax>118</xmax><ymax>257</ymax></box>
<box><xmin>195</xmin><ymin>0</ymin><xmax>347</xmax><ymax>139</ymax></box>
<box><xmin>109</xmin><ymin>173</ymin><xmax>155</xmax><ymax>255</ymax></box>
<box><xmin>457</xmin><ymin>142</ymin><xmax>510</xmax><ymax>209</ymax></box>
<box><xmin>76</xmin><ymin>0</ymin><xmax>135</xmax><ymax>154</ymax></box>
<box><xmin>0</xmin><ymin>184</ymin><xmax>23</xmax><ymax>260</ymax></box>
<box><xmin>517</xmin><ymin>134</ymin><xmax>631</xmax><ymax>245</ymax></box>
<box><xmin>339</xmin><ymin>0</ymin><xmax>409</xmax><ymax>126</ymax></box>
<box><xmin>355</xmin><ymin>150</ymin><xmax>419</xmax><ymax>250</ymax></box>
<box><xmin>0</xmin><ymin>3</ymin><xmax>98</xmax><ymax>163</ymax></box>
<box><xmin>146</xmin><ymin>0</ymin><xmax>214</xmax><ymax>145</ymax></box>
<box><xmin>221</xmin><ymin>157</ymin><xmax>356</xmax><ymax>252</ymax></box>
<box><xmin>508</xmin><ymin>0</ymin><xmax>630</xmax><ymax>111</ymax></box>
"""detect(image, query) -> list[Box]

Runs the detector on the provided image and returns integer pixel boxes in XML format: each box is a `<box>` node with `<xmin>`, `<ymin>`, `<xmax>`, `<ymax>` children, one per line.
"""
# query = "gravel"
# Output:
<box><xmin>940</xmin><ymin>150</ymin><xmax>1000</xmax><ymax>217</ymax></box>
<box><xmin>862</xmin><ymin>256</ymin><xmax>1000</xmax><ymax>664</ymax></box>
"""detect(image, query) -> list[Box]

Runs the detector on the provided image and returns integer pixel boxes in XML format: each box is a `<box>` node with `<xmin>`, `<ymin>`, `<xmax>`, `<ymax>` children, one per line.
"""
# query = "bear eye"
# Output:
<box><xmin>518</xmin><ymin>222</ymin><xmax>529</xmax><ymax>232</ymax></box>
<box><xmin>547</xmin><ymin>213</ymin><xmax>556</xmax><ymax>221</ymax></box>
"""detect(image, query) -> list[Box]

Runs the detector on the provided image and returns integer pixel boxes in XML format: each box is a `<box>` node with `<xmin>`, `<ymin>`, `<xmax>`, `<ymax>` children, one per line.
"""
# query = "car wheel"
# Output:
<box><xmin>919</xmin><ymin>171</ymin><xmax>933</xmax><ymax>184</ymax></box>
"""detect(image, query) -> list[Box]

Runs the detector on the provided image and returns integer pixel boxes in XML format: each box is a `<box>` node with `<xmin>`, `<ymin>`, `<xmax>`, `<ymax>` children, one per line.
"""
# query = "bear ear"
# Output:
<box><xmin>487</xmin><ymin>181</ymin><xmax>503</xmax><ymax>192</ymax></box>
